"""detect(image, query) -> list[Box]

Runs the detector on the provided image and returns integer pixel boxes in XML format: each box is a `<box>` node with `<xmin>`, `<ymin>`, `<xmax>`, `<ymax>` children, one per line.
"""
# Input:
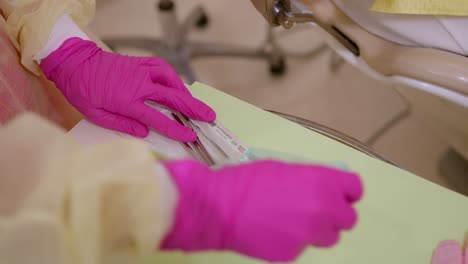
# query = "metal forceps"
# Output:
<box><xmin>171</xmin><ymin>112</ymin><xmax>216</xmax><ymax>166</ymax></box>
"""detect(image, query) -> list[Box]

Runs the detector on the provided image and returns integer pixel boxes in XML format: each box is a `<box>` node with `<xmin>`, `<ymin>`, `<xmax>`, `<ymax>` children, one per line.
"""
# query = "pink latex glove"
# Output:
<box><xmin>432</xmin><ymin>240</ymin><xmax>468</xmax><ymax>264</ymax></box>
<box><xmin>161</xmin><ymin>160</ymin><xmax>363</xmax><ymax>262</ymax></box>
<box><xmin>40</xmin><ymin>37</ymin><xmax>216</xmax><ymax>141</ymax></box>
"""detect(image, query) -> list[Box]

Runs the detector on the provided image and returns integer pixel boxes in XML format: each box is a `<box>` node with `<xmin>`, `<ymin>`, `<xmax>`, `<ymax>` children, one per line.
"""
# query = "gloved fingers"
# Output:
<box><xmin>86</xmin><ymin>108</ymin><xmax>149</xmax><ymax>138</ymax></box>
<box><xmin>311</xmin><ymin>165</ymin><xmax>363</xmax><ymax>203</ymax></box>
<box><xmin>309</xmin><ymin>227</ymin><xmax>340</xmax><ymax>248</ymax></box>
<box><xmin>338</xmin><ymin>172</ymin><xmax>364</xmax><ymax>203</ymax></box>
<box><xmin>128</xmin><ymin>103</ymin><xmax>197</xmax><ymax>142</ymax></box>
<box><xmin>145</xmin><ymin>58</ymin><xmax>190</xmax><ymax>94</ymax></box>
<box><xmin>146</xmin><ymin>86</ymin><xmax>216</xmax><ymax>122</ymax></box>
<box><xmin>317</xmin><ymin>229</ymin><xmax>340</xmax><ymax>248</ymax></box>
<box><xmin>334</xmin><ymin>204</ymin><xmax>358</xmax><ymax>230</ymax></box>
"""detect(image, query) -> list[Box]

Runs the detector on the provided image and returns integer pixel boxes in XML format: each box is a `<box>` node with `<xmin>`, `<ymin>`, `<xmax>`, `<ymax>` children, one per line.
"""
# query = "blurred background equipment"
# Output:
<box><xmin>102</xmin><ymin>0</ymin><xmax>327</xmax><ymax>83</ymax></box>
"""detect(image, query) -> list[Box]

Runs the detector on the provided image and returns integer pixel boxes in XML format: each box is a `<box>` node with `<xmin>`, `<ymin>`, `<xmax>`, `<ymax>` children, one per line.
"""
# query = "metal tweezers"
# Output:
<box><xmin>171</xmin><ymin>112</ymin><xmax>217</xmax><ymax>166</ymax></box>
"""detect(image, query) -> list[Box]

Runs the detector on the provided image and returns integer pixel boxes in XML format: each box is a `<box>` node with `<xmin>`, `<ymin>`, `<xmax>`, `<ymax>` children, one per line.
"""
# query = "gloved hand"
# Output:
<box><xmin>161</xmin><ymin>160</ymin><xmax>363</xmax><ymax>262</ymax></box>
<box><xmin>40</xmin><ymin>37</ymin><xmax>216</xmax><ymax>142</ymax></box>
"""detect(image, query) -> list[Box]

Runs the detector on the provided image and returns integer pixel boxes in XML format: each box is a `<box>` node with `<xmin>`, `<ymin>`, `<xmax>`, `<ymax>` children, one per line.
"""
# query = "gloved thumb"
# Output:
<box><xmin>86</xmin><ymin>109</ymin><xmax>149</xmax><ymax>138</ymax></box>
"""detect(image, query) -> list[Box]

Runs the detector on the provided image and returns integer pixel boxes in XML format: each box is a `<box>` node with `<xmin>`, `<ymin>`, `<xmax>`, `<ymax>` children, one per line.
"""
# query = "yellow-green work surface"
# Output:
<box><xmin>145</xmin><ymin>82</ymin><xmax>468</xmax><ymax>264</ymax></box>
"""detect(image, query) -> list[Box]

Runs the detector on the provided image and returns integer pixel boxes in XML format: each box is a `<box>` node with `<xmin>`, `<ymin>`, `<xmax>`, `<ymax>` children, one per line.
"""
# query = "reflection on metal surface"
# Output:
<box><xmin>271</xmin><ymin>0</ymin><xmax>360</xmax><ymax>56</ymax></box>
<box><xmin>267</xmin><ymin>110</ymin><xmax>402</xmax><ymax>168</ymax></box>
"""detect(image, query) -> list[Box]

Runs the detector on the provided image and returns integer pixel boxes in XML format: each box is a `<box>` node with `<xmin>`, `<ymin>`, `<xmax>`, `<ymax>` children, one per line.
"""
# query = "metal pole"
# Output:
<box><xmin>157</xmin><ymin>0</ymin><xmax>180</xmax><ymax>49</ymax></box>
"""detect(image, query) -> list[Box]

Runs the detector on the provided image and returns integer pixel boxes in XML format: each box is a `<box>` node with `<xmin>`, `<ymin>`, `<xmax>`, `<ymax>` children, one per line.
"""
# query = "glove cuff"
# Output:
<box><xmin>39</xmin><ymin>37</ymin><xmax>100</xmax><ymax>87</ymax></box>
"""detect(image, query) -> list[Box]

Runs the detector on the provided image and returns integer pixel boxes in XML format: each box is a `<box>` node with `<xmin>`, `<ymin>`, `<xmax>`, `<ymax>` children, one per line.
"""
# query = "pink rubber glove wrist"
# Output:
<box><xmin>161</xmin><ymin>160</ymin><xmax>363</xmax><ymax>262</ymax></box>
<box><xmin>40</xmin><ymin>37</ymin><xmax>216</xmax><ymax>141</ymax></box>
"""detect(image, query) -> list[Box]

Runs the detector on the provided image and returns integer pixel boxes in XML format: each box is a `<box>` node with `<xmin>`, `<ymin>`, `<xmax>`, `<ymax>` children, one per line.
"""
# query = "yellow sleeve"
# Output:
<box><xmin>0</xmin><ymin>113</ymin><xmax>169</xmax><ymax>264</ymax></box>
<box><xmin>371</xmin><ymin>0</ymin><xmax>468</xmax><ymax>16</ymax></box>
<box><xmin>0</xmin><ymin>0</ymin><xmax>95</xmax><ymax>74</ymax></box>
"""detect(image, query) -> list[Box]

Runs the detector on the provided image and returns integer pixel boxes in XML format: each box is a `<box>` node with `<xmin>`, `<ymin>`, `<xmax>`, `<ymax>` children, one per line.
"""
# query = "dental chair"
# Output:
<box><xmin>251</xmin><ymin>0</ymin><xmax>468</xmax><ymax>181</ymax></box>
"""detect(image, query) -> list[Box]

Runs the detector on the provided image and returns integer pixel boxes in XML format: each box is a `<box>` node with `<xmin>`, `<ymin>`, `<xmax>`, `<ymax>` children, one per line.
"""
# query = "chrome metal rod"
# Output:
<box><xmin>266</xmin><ymin>110</ymin><xmax>402</xmax><ymax>168</ymax></box>
<box><xmin>273</xmin><ymin>0</ymin><xmax>359</xmax><ymax>56</ymax></box>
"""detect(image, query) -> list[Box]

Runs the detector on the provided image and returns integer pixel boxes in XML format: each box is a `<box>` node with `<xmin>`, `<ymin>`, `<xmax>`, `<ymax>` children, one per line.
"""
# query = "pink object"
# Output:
<box><xmin>40</xmin><ymin>37</ymin><xmax>216</xmax><ymax>142</ymax></box>
<box><xmin>161</xmin><ymin>160</ymin><xmax>364</xmax><ymax>262</ymax></box>
<box><xmin>0</xmin><ymin>28</ymin><xmax>61</xmax><ymax>125</ymax></box>
<box><xmin>432</xmin><ymin>240</ymin><xmax>468</xmax><ymax>264</ymax></box>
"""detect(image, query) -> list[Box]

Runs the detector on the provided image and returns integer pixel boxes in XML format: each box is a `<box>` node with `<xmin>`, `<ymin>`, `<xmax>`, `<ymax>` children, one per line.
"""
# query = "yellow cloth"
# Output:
<box><xmin>371</xmin><ymin>0</ymin><xmax>468</xmax><ymax>16</ymax></box>
<box><xmin>0</xmin><ymin>113</ymin><xmax>167</xmax><ymax>264</ymax></box>
<box><xmin>0</xmin><ymin>0</ymin><xmax>95</xmax><ymax>74</ymax></box>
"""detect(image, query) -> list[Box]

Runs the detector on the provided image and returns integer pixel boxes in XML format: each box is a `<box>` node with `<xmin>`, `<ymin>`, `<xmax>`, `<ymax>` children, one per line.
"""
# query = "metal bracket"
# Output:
<box><xmin>271</xmin><ymin>0</ymin><xmax>359</xmax><ymax>56</ymax></box>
